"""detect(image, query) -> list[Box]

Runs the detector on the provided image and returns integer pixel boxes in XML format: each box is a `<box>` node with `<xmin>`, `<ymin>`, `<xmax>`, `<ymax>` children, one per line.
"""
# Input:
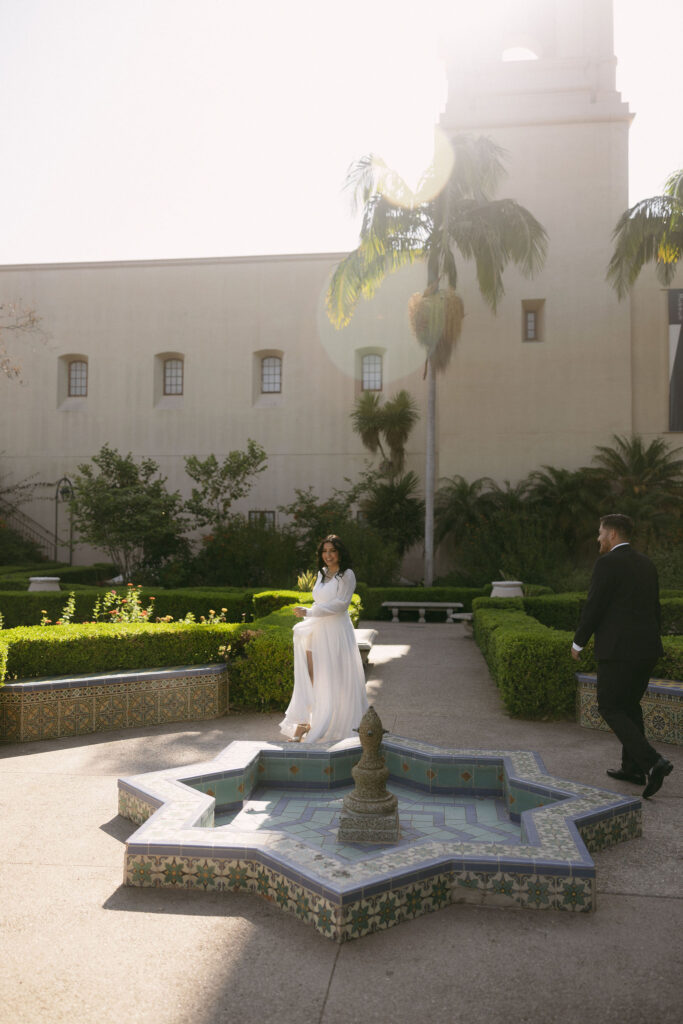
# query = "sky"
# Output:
<box><xmin>0</xmin><ymin>0</ymin><xmax>681</xmax><ymax>266</ymax></box>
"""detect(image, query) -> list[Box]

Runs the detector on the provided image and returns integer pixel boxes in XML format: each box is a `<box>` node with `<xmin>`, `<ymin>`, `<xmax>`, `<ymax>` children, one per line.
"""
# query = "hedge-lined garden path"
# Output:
<box><xmin>0</xmin><ymin>622</ymin><xmax>680</xmax><ymax>1024</ymax></box>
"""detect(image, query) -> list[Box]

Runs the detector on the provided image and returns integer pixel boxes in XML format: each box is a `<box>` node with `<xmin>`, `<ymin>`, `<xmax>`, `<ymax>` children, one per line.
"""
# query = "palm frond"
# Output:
<box><xmin>607</xmin><ymin>190</ymin><xmax>683</xmax><ymax>298</ymax></box>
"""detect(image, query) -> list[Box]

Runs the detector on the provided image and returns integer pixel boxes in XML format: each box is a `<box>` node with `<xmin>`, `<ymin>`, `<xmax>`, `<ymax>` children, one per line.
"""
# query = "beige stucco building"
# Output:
<box><xmin>1</xmin><ymin>0</ymin><xmax>681</xmax><ymax>568</ymax></box>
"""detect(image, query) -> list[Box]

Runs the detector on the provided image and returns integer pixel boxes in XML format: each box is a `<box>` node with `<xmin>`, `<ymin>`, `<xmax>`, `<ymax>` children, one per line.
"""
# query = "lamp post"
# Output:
<box><xmin>54</xmin><ymin>476</ymin><xmax>74</xmax><ymax>564</ymax></box>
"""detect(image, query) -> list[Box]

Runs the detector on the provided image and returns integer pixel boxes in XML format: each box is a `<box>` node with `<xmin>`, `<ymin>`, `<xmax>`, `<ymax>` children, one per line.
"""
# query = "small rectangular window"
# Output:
<box><xmin>361</xmin><ymin>353</ymin><xmax>382</xmax><ymax>391</ymax></box>
<box><xmin>164</xmin><ymin>358</ymin><xmax>184</xmax><ymax>395</ymax></box>
<box><xmin>522</xmin><ymin>300</ymin><xmax>545</xmax><ymax>342</ymax></box>
<box><xmin>249</xmin><ymin>510</ymin><xmax>275</xmax><ymax>528</ymax></box>
<box><xmin>68</xmin><ymin>360</ymin><xmax>88</xmax><ymax>396</ymax></box>
<box><xmin>261</xmin><ymin>357</ymin><xmax>282</xmax><ymax>393</ymax></box>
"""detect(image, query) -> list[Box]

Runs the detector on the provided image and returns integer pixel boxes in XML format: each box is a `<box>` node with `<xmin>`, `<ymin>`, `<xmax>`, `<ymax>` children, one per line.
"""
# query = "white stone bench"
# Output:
<box><xmin>355</xmin><ymin>627</ymin><xmax>378</xmax><ymax>665</ymax></box>
<box><xmin>381</xmin><ymin>601</ymin><xmax>464</xmax><ymax>624</ymax></box>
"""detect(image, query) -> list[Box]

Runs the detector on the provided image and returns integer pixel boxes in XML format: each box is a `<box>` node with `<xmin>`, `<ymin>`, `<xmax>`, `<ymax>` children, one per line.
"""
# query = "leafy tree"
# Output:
<box><xmin>607</xmin><ymin>169</ymin><xmax>683</xmax><ymax>297</ymax></box>
<box><xmin>327</xmin><ymin>133</ymin><xmax>547</xmax><ymax>584</ymax></box>
<box><xmin>184</xmin><ymin>440</ymin><xmax>267</xmax><ymax>529</ymax></box>
<box><xmin>70</xmin><ymin>444</ymin><xmax>188</xmax><ymax>580</ymax></box>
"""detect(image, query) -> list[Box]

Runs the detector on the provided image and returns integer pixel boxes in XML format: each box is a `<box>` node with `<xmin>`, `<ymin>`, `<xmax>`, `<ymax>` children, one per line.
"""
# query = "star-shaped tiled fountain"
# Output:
<box><xmin>118</xmin><ymin>735</ymin><xmax>641</xmax><ymax>941</ymax></box>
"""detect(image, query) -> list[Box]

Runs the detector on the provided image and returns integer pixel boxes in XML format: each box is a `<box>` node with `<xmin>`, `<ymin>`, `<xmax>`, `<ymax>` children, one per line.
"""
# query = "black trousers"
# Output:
<box><xmin>596</xmin><ymin>659</ymin><xmax>659</xmax><ymax>773</ymax></box>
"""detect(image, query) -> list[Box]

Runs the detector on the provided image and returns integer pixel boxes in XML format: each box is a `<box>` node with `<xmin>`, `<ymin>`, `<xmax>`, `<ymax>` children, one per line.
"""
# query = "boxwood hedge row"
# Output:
<box><xmin>472</xmin><ymin>598</ymin><xmax>683</xmax><ymax>720</ymax></box>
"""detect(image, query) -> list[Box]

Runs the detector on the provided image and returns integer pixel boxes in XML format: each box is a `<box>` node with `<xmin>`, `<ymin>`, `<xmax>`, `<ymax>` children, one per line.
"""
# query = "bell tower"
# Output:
<box><xmin>440</xmin><ymin>0</ymin><xmax>630</xmax><ymax>133</ymax></box>
<box><xmin>433</xmin><ymin>0</ymin><xmax>638</xmax><ymax>487</ymax></box>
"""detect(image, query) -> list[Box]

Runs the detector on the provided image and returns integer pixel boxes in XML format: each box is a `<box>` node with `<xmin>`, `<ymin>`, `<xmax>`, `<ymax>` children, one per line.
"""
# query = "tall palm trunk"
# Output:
<box><xmin>424</xmin><ymin>358</ymin><xmax>436</xmax><ymax>585</ymax></box>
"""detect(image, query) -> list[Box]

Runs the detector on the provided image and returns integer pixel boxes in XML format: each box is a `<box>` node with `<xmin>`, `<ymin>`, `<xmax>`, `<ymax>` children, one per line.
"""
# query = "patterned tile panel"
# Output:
<box><xmin>0</xmin><ymin>664</ymin><xmax>229</xmax><ymax>743</ymax></box>
<box><xmin>577</xmin><ymin>673</ymin><xmax>682</xmax><ymax>746</ymax></box>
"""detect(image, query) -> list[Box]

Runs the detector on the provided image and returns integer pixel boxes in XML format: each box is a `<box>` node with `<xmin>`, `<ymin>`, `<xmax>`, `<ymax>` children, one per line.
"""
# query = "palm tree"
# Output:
<box><xmin>327</xmin><ymin>134</ymin><xmax>547</xmax><ymax>583</ymax></box>
<box><xmin>590</xmin><ymin>434</ymin><xmax>683</xmax><ymax>545</ymax></box>
<box><xmin>607</xmin><ymin>169</ymin><xmax>683</xmax><ymax>297</ymax></box>
<box><xmin>526</xmin><ymin>464</ymin><xmax>604</xmax><ymax>558</ymax></box>
<box><xmin>350</xmin><ymin>389</ymin><xmax>418</xmax><ymax>480</ymax></box>
<box><xmin>434</xmin><ymin>474</ymin><xmax>495</xmax><ymax>548</ymax></box>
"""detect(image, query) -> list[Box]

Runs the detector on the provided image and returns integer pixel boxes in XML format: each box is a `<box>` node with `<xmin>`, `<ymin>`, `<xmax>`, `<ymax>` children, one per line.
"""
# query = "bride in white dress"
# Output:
<box><xmin>279</xmin><ymin>535</ymin><xmax>369</xmax><ymax>743</ymax></box>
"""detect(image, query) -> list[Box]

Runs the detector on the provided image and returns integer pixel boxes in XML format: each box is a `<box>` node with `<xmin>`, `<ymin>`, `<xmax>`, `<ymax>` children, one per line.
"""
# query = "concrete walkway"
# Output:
<box><xmin>1</xmin><ymin>623</ymin><xmax>680</xmax><ymax>1024</ymax></box>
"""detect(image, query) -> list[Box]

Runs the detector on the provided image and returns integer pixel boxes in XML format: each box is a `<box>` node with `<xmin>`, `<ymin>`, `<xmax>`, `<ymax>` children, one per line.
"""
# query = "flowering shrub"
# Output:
<box><xmin>40</xmin><ymin>592</ymin><xmax>76</xmax><ymax>626</ymax></box>
<box><xmin>91</xmin><ymin>584</ymin><xmax>155</xmax><ymax>623</ymax></box>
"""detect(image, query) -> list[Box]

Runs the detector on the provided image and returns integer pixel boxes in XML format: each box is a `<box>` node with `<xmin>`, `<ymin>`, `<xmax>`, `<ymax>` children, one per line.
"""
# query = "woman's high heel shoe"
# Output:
<box><xmin>293</xmin><ymin>722</ymin><xmax>311</xmax><ymax>741</ymax></box>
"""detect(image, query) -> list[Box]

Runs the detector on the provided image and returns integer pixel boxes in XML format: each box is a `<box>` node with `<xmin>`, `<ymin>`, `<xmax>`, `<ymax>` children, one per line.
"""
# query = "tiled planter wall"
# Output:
<box><xmin>577</xmin><ymin>673</ymin><xmax>682</xmax><ymax>747</ymax></box>
<box><xmin>0</xmin><ymin>663</ymin><xmax>228</xmax><ymax>743</ymax></box>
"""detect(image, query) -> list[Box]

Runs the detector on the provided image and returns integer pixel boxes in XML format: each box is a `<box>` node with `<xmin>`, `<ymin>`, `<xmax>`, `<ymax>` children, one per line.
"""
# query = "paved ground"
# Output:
<box><xmin>1</xmin><ymin>622</ymin><xmax>680</xmax><ymax>1024</ymax></box>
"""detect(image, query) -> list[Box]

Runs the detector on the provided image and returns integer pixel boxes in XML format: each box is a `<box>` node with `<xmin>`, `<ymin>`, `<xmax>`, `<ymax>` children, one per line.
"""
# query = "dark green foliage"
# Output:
<box><xmin>359</xmin><ymin>586</ymin><xmax>490</xmax><ymax>620</ymax></box>
<box><xmin>227</xmin><ymin>628</ymin><xmax>294</xmax><ymax>710</ymax></box>
<box><xmin>0</xmin><ymin>521</ymin><xmax>47</xmax><ymax>564</ymax></box>
<box><xmin>0</xmin><ymin>621</ymin><xmax>242</xmax><ymax>682</ymax></box>
<box><xmin>359</xmin><ymin>472</ymin><xmax>424</xmax><ymax>557</ymax></box>
<box><xmin>192</xmin><ymin>519</ymin><xmax>301</xmax><ymax>587</ymax></box>
<box><xmin>0</xmin><ymin>563</ymin><xmax>116</xmax><ymax>590</ymax></box>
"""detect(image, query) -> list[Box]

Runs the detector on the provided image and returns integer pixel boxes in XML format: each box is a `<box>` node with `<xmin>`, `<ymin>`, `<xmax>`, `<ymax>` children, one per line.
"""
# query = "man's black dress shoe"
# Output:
<box><xmin>642</xmin><ymin>757</ymin><xmax>674</xmax><ymax>799</ymax></box>
<box><xmin>606</xmin><ymin>768</ymin><xmax>646</xmax><ymax>785</ymax></box>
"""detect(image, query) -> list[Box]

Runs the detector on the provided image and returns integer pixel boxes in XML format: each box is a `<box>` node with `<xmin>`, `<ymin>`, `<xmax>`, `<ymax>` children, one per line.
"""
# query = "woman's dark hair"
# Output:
<box><xmin>316</xmin><ymin>534</ymin><xmax>353</xmax><ymax>577</ymax></box>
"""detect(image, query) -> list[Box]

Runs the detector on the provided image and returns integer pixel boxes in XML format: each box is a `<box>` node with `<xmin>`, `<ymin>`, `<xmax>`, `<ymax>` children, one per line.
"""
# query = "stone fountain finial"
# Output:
<box><xmin>337</xmin><ymin>706</ymin><xmax>400</xmax><ymax>844</ymax></box>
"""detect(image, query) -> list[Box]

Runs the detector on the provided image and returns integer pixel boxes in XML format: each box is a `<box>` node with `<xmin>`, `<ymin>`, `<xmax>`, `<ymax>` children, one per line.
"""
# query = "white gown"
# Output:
<box><xmin>279</xmin><ymin>568</ymin><xmax>369</xmax><ymax>743</ymax></box>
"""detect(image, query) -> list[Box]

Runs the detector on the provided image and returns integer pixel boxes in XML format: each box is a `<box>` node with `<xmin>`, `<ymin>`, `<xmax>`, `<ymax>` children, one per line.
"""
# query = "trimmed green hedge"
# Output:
<box><xmin>0</xmin><ymin>587</ymin><xmax>255</xmax><ymax>628</ymax></box>
<box><xmin>0</xmin><ymin>563</ymin><xmax>117</xmax><ymax>589</ymax></box>
<box><xmin>476</xmin><ymin>593</ymin><xmax>683</xmax><ymax>636</ymax></box>
<box><xmin>252</xmin><ymin>590</ymin><xmax>361</xmax><ymax>626</ymax></box>
<box><xmin>0</xmin><ymin>621</ymin><xmax>242</xmax><ymax>682</ymax></box>
<box><xmin>472</xmin><ymin>599</ymin><xmax>683</xmax><ymax>720</ymax></box>
<box><xmin>252</xmin><ymin>590</ymin><xmax>313</xmax><ymax>618</ymax></box>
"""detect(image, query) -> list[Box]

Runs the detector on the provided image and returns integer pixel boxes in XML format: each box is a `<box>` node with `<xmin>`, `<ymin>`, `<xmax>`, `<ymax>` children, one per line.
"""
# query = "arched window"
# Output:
<box><xmin>261</xmin><ymin>355</ymin><xmax>282</xmax><ymax>393</ymax></box>
<box><xmin>361</xmin><ymin>353</ymin><xmax>382</xmax><ymax>391</ymax></box>
<box><xmin>163</xmin><ymin>358</ymin><xmax>184</xmax><ymax>395</ymax></box>
<box><xmin>68</xmin><ymin>359</ymin><xmax>88</xmax><ymax>397</ymax></box>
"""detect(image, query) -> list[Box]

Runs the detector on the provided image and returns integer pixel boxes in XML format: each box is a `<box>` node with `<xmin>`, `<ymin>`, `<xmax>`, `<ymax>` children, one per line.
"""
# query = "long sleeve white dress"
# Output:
<box><xmin>279</xmin><ymin>568</ymin><xmax>369</xmax><ymax>743</ymax></box>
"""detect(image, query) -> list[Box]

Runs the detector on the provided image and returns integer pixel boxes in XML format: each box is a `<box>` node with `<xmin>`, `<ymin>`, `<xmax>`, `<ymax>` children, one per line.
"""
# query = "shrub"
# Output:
<box><xmin>472</xmin><ymin>599</ymin><xmax>683</xmax><ymax>720</ymax></box>
<box><xmin>227</xmin><ymin>628</ymin><xmax>294</xmax><ymax>710</ymax></box>
<box><xmin>192</xmin><ymin>519</ymin><xmax>301</xmax><ymax>587</ymax></box>
<box><xmin>252</xmin><ymin>591</ymin><xmax>361</xmax><ymax>625</ymax></box>
<box><xmin>0</xmin><ymin>621</ymin><xmax>242</xmax><ymax>682</ymax></box>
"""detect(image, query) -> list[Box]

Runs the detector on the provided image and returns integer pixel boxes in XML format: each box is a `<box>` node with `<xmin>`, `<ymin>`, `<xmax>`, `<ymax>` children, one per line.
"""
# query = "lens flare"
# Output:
<box><xmin>373</xmin><ymin>126</ymin><xmax>454</xmax><ymax>210</ymax></box>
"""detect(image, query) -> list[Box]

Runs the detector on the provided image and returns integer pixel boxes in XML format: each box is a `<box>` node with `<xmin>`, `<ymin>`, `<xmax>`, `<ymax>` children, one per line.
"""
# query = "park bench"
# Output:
<box><xmin>355</xmin><ymin>627</ymin><xmax>378</xmax><ymax>665</ymax></box>
<box><xmin>381</xmin><ymin>600</ymin><xmax>466</xmax><ymax>624</ymax></box>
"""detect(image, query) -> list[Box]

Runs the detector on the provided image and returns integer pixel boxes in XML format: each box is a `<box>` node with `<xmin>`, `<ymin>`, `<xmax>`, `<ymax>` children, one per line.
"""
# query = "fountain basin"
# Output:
<box><xmin>118</xmin><ymin>735</ymin><xmax>641</xmax><ymax>941</ymax></box>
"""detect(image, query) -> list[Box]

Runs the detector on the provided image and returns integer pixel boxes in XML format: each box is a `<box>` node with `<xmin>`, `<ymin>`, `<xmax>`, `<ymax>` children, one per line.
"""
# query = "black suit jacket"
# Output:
<box><xmin>574</xmin><ymin>544</ymin><xmax>663</xmax><ymax>662</ymax></box>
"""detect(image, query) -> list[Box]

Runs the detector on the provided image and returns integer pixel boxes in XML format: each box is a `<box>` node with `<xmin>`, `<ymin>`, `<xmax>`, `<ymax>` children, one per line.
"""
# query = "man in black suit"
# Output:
<box><xmin>572</xmin><ymin>513</ymin><xmax>673</xmax><ymax>799</ymax></box>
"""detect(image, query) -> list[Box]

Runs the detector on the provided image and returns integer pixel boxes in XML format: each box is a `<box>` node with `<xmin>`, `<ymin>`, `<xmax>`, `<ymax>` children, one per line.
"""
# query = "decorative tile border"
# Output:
<box><xmin>577</xmin><ymin>673</ymin><xmax>682</xmax><ymax>746</ymax></box>
<box><xmin>118</xmin><ymin>736</ymin><xmax>641</xmax><ymax>940</ymax></box>
<box><xmin>0</xmin><ymin>664</ymin><xmax>228</xmax><ymax>742</ymax></box>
